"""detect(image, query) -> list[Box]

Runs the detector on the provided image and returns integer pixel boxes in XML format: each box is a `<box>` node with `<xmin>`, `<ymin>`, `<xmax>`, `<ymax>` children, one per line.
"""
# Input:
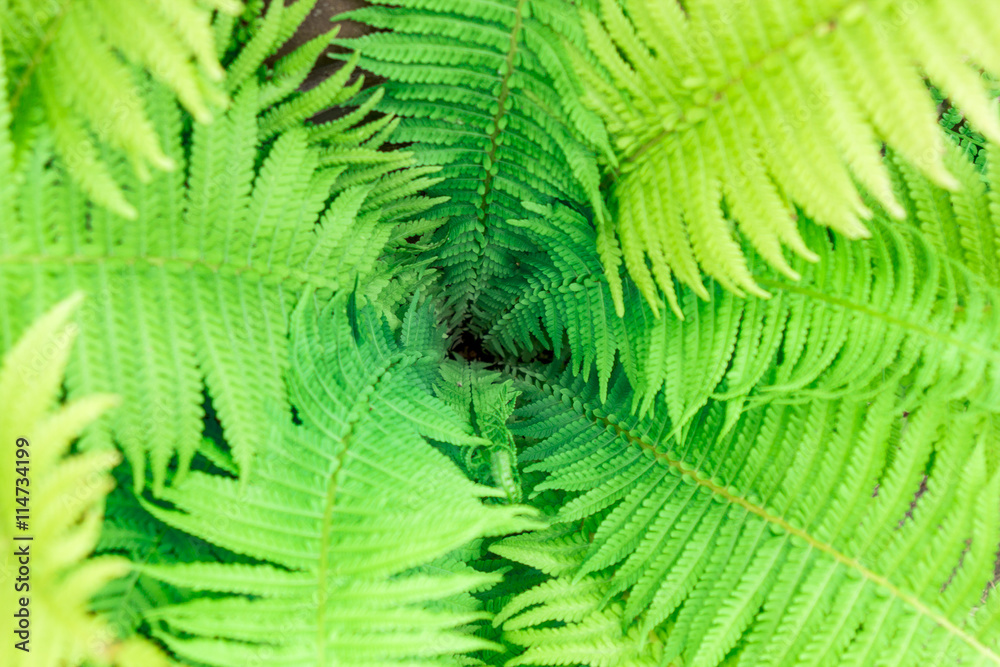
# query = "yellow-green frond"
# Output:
<box><xmin>579</xmin><ymin>0</ymin><xmax>1000</xmax><ymax>314</ymax></box>
<box><xmin>0</xmin><ymin>295</ymin><xmax>171</xmax><ymax>667</ymax></box>
<box><xmin>3</xmin><ymin>0</ymin><xmax>241</xmax><ymax>217</ymax></box>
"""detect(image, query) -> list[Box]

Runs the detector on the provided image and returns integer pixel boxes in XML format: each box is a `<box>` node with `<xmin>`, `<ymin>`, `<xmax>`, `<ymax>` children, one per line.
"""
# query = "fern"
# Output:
<box><xmin>89</xmin><ymin>463</ymin><xmax>244</xmax><ymax>639</ymax></box>
<box><xmin>495</xmin><ymin>366</ymin><xmax>1000</xmax><ymax>666</ymax></box>
<box><xmin>575</xmin><ymin>0</ymin><xmax>1000</xmax><ymax>314</ymax></box>
<box><xmin>135</xmin><ymin>293</ymin><xmax>538</xmax><ymax>666</ymax></box>
<box><xmin>4</xmin><ymin>2</ymin><xmax>1000</xmax><ymax>666</ymax></box>
<box><xmin>482</xmin><ymin>152</ymin><xmax>1000</xmax><ymax>426</ymax></box>
<box><xmin>1</xmin><ymin>0</ymin><xmax>241</xmax><ymax>217</ymax></box>
<box><xmin>436</xmin><ymin>362</ymin><xmax>524</xmax><ymax>502</ymax></box>
<box><xmin>0</xmin><ymin>6</ymin><xmax>441</xmax><ymax>492</ymax></box>
<box><xmin>0</xmin><ymin>295</ymin><xmax>171</xmax><ymax>667</ymax></box>
<box><xmin>337</xmin><ymin>0</ymin><xmax>610</xmax><ymax>326</ymax></box>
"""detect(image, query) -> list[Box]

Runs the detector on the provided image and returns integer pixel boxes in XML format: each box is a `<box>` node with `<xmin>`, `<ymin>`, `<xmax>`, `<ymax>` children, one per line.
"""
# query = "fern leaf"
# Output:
<box><xmin>497</xmin><ymin>366</ymin><xmax>1000</xmax><ymax>666</ymax></box>
<box><xmin>577</xmin><ymin>0</ymin><xmax>1000</xmax><ymax>313</ymax></box>
<box><xmin>224</xmin><ymin>0</ymin><xmax>285</xmax><ymax>90</ymax></box>
<box><xmin>137</xmin><ymin>293</ymin><xmax>539</xmax><ymax>666</ymax></box>
<box><xmin>435</xmin><ymin>362</ymin><xmax>524</xmax><ymax>501</ymax></box>
<box><xmin>890</xmin><ymin>143</ymin><xmax>1000</xmax><ymax>290</ymax></box>
<box><xmin>484</xmin><ymin>183</ymin><xmax>1000</xmax><ymax>423</ymax></box>
<box><xmin>0</xmin><ymin>15</ymin><xmax>443</xmax><ymax>492</ymax></box>
<box><xmin>0</xmin><ymin>295</ymin><xmax>171</xmax><ymax>667</ymax></box>
<box><xmin>339</xmin><ymin>0</ymin><xmax>609</xmax><ymax>327</ymax></box>
<box><xmin>89</xmin><ymin>463</ymin><xmax>239</xmax><ymax>639</ymax></box>
<box><xmin>3</xmin><ymin>0</ymin><xmax>240</xmax><ymax>217</ymax></box>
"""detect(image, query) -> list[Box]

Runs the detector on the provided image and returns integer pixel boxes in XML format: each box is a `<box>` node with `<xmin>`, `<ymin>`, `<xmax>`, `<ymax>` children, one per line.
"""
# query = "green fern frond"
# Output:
<box><xmin>2</xmin><ymin>0</ymin><xmax>240</xmax><ymax>217</ymax></box>
<box><xmin>496</xmin><ymin>365</ymin><xmax>1000</xmax><ymax>666</ymax></box>
<box><xmin>484</xmin><ymin>172</ymin><xmax>1000</xmax><ymax>423</ymax></box>
<box><xmin>576</xmin><ymin>0</ymin><xmax>1000</xmax><ymax>314</ymax></box>
<box><xmin>0</xmin><ymin>295</ymin><xmax>171</xmax><ymax>667</ymax></box>
<box><xmin>436</xmin><ymin>362</ymin><xmax>524</xmax><ymax>502</ymax></box>
<box><xmin>90</xmin><ymin>462</ymin><xmax>242</xmax><ymax>638</ymax></box>
<box><xmin>0</xmin><ymin>13</ymin><xmax>442</xmax><ymax>493</ymax></box>
<box><xmin>482</xmin><ymin>203</ymin><xmax>628</xmax><ymax>402</ymax></box>
<box><xmin>338</xmin><ymin>0</ymin><xmax>610</xmax><ymax>326</ymax></box>
<box><xmin>136</xmin><ymin>293</ymin><xmax>539</xmax><ymax>667</ymax></box>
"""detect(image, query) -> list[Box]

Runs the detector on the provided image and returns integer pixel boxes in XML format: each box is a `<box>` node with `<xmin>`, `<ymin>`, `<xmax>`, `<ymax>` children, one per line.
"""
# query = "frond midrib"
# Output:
<box><xmin>8</xmin><ymin>0</ymin><xmax>74</xmax><ymax>112</ymax></box>
<box><xmin>757</xmin><ymin>275</ymin><xmax>1000</xmax><ymax>365</ymax></box>
<box><xmin>518</xmin><ymin>368</ymin><xmax>1000</xmax><ymax>665</ymax></box>
<box><xmin>316</xmin><ymin>355</ymin><xmax>405</xmax><ymax>665</ymax></box>
<box><xmin>487</xmin><ymin>257</ymin><xmax>1000</xmax><ymax>372</ymax></box>
<box><xmin>464</xmin><ymin>0</ymin><xmax>527</xmax><ymax>305</ymax></box>
<box><xmin>0</xmin><ymin>252</ymin><xmax>342</xmax><ymax>291</ymax></box>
